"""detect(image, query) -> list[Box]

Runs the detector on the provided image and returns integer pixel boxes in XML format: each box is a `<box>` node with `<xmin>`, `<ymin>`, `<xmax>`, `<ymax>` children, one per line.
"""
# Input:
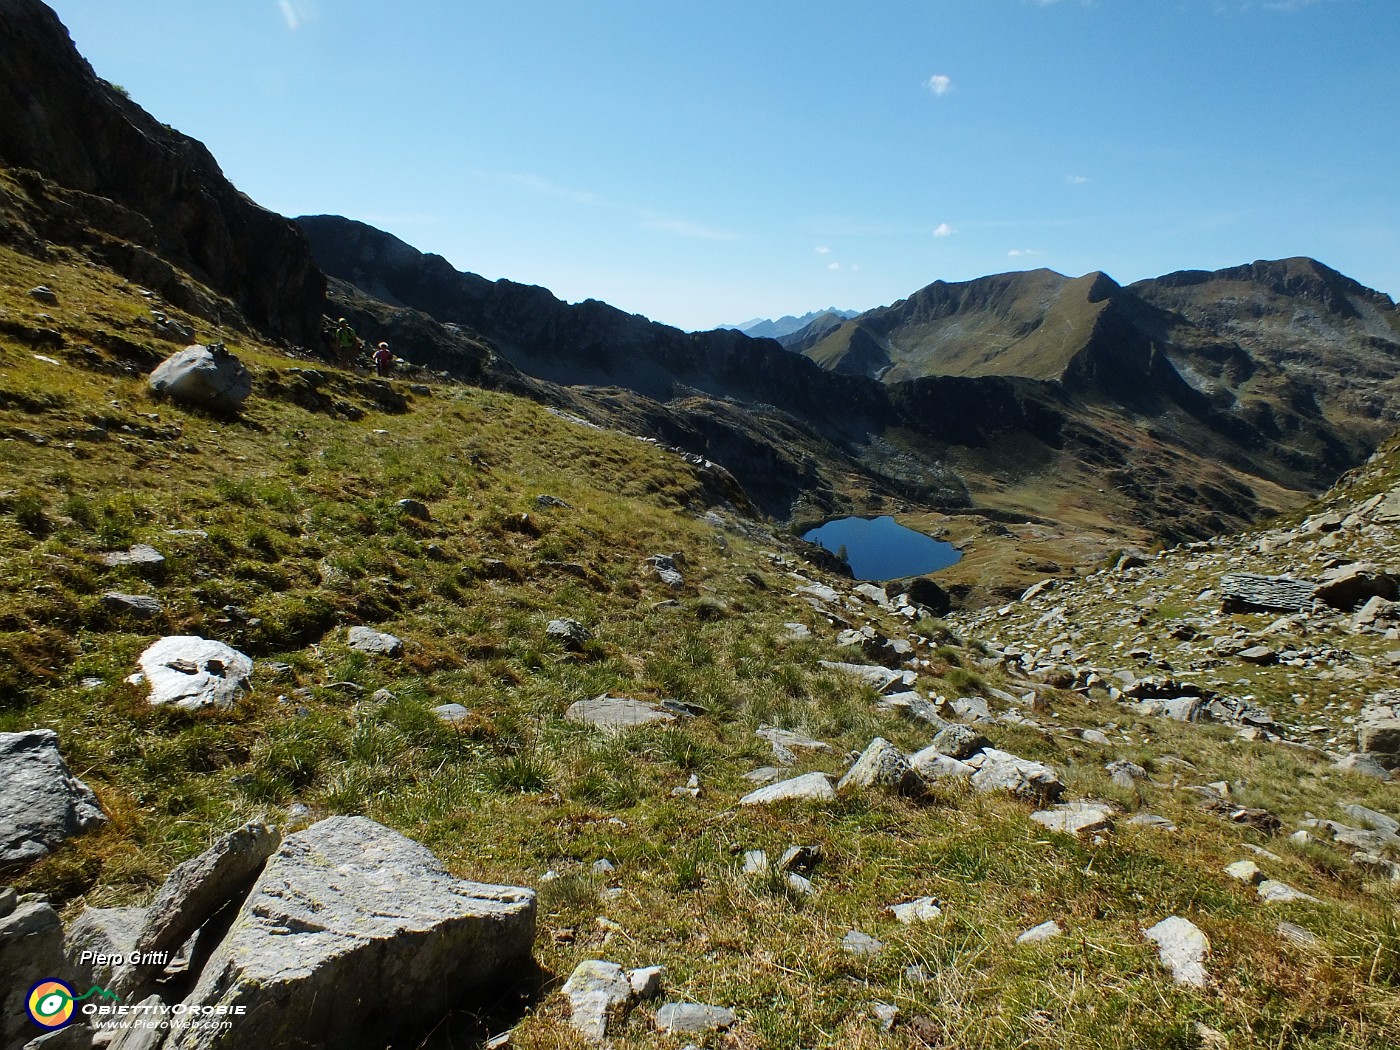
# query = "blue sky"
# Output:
<box><xmin>45</xmin><ymin>0</ymin><xmax>1400</xmax><ymax>331</ymax></box>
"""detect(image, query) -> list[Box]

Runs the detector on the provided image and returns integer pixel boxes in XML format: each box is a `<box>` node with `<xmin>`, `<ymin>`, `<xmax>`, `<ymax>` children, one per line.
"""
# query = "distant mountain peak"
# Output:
<box><xmin>726</xmin><ymin>309</ymin><xmax>858</xmax><ymax>340</ymax></box>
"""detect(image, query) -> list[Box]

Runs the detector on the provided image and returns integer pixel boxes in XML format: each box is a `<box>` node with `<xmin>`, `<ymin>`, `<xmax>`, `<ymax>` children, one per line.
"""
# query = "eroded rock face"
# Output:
<box><xmin>148</xmin><ymin>345</ymin><xmax>253</xmax><ymax>413</ymax></box>
<box><xmin>164</xmin><ymin>816</ymin><xmax>536</xmax><ymax>1050</ymax></box>
<box><xmin>135</xmin><ymin>636</ymin><xmax>253</xmax><ymax>710</ymax></box>
<box><xmin>0</xmin><ymin>729</ymin><xmax>107</xmax><ymax>873</ymax></box>
<box><xmin>0</xmin><ymin>0</ymin><xmax>325</xmax><ymax>343</ymax></box>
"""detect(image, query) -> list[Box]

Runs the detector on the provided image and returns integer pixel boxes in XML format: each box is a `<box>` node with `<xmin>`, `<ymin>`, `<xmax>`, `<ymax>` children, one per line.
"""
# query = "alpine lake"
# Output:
<box><xmin>801</xmin><ymin>515</ymin><xmax>962</xmax><ymax>582</ymax></box>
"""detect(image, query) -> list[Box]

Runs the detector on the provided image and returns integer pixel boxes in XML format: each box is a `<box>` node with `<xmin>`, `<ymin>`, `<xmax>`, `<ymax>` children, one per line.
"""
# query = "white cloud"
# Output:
<box><xmin>1065</xmin><ymin>174</ymin><xmax>1089</xmax><ymax>185</ymax></box>
<box><xmin>926</xmin><ymin>74</ymin><xmax>952</xmax><ymax>97</ymax></box>
<box><xmin>278</xmin><ymin>1</ymin><xmax>318</xmax><ymax>30</ymax></box>
<box><xmin>815</xmin><ymin>245</ymin><xmax>831</xmax><ymax>255</ymax></box>
<box><xmin>933</xmin><ymin>222</ymin><xmax>956</xmax><ymax>238</ymax></box>
<box><xmin>1008</xmin><ymin>248</ymin><xmax>1044</xmax><ymax>257</ymax></box>
<box><xmin>640</xmin><ymin>215</ymin><xmax>740</xmax><ymax>241</ymax></box>
<box><xmin>828</xmin><ymin>262</ymin><xmax>842</xmax><ymax>271</ymax></box>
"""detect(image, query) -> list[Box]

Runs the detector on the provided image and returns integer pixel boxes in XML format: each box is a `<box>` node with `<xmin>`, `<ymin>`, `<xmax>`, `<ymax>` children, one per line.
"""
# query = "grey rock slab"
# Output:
<box><xmin>930</xmin><ymin>723</ymin><xmax>990</xmax><ymax>760</ymax></box>
<box><xmin>742</xmin><ymin>850</ymin><xmax>770</xmax><ymax>875</ymax></box>
<box><xmin>1344</xmin><ymin>803</ymin><xmax>1400</xmax><ymax>836</ymax></box>
<box><xmin>756</xmin><ymin>725</ymin><xmax>832</xmax><ymax>764</ymax></box>
<box><xmin>887</xmin><ymin>897</ymin><xmax>942</xmax><ymax>924</ymax></box>
<box><xmin>432</xmin><ymin>703</ymin><xmax>472</xmax><ymax>725</ymax></box>
<box><xmin>65</xmin><ymin>905</ymin><xmax>146</xmax><ymax>995</ymax></box>
<box><xmin>1127</xmin><ymin>814</ymin><xmax>1178</xmax><ymax>831</ymax></box>
<box><xmin>967</xmin><ymin>748</ymin><xmax>1064</xmax><ymax>804</ymax></box>
<box><xmin>950</xmin><ymin>696</ymin><xmax>994</xmax><ymax>723</ymax></box>
<box><xmin>646</xmin><ymin>554</ymin><xmax>685</xmax><ymax>589</ymax></box>
<box><xmin>909</xmin><ymin>748</ymin><xmax>976</xmax><ymax>781</ymax></box>
<box><xmin>1105</xmin><ymin>759</ymin><xmax>1148</xmax><ymax>788</ymax></box>
<box><xmin>0</xmin><ymin>886</ymin><xmax>15</xmax><ymax>919</ymax></box>
<box><xmin>1258</xmin><ymin>880</ymin><xmax>1320</xmax><ymax>904</ymax></box>
<box><xmin>1017</xmin><ymin>920</ymin><xmax>1064</xmax><ymax>944</ymax></box>
<box><xmin>842</xmin><ymin>929</ymin><xmax>884</xmax><ymax>956</ymax></box>
<box><xmin>1144</xmin><ymin>916</ymin><xmax>1210</xmax><ymax>987</ymax></box>
<box><xmin>101</xmin><ymin>592</ymin><xmax>165</xmax><ymax>619</ymax></box>
<box><xmin>162</xmin><ymin>816</ymin><xmax>536</xmax><ymax>1050</ymax></box>
<box><xmin>567</xmin><ymin>696</ymin><xmax>675</xmax><ymax>731</ymax></box>
<box><xmin>148</xmin><ymin>344</ymin><xmax>253</xmax><ymax>413</ymax></box>
<box><xmin>546</xmin><ymin>618</ymin><xmax>592</xmax><ymax>651</ymax></box>
<box><xmin>1030</xmin><ymin>802</ymin><xmax>1114</xmax><ymax>836</ymax></box>
<box><xmin>562</xmin><ymin>959</ymin><xmax>634</xmax><ymax>1042</ymax></box>
<box><xmin>346</xmin><ymin>625</ymin><xmax>403</xmax><ymax>656</ymax></box>
<box><xmin>739</xmin><ymin>772</ymin><xmax>836</xmax><ymax>807</ymax></box>
<box><xmin>1278</xmin><ymin>921</ymin><xmax>1319</xmax><ymax>946</ymax></box>
<box><xmin>1225</xmin><ymin>860</ymin><xmax>1263</xmax><ymax>884</ymax></box>
<box><xmin>396</xmin><ymin>498</ymin><xmax>431</xmax><ymax>520</ymax></box>
<box><xmin>817</xmin><ymin>660</ymin><xmax>916</xmax><ymax>694</ymax></box>
<box><xmin>128</xmin><ymin>822</ymin><xmax>281</xmax><ymax>988</ymax></box>
<box><xmin>1</xmin><ymin>900</ymin><xmax>66</xmax><ymax>1050</ymax></box>
<box><xmin>628</xmin><ymin>965</ymin><xmax>665</xmax><ymax>1000</ymax></box>
<box><xmin>0</xmin><ymin>730</ymin><xmax>107</xmax><ymax>873</ymax></box>
<box><xmin>135</xmin><ymin>636</ymin><xmax>253</xmax><ymax>710</ymax></box>
<box><xmin>779</xmin><ymin>622</ymin><xmax>812</xmax><ymax>642</ymax></box>
<box><xmin>655</xmin><ymin>1002</ymin><xmax>735</xmax><ymax>1035</ymax></box>
<box><xmin>837</xmin><ymin>737</ymin><xmax>924</xmax><ymax>796</ymax></box>
<box><xmin>100</xmin><ymin>544</ymin><xmax>165</xmax><ymax>568</ymax></box>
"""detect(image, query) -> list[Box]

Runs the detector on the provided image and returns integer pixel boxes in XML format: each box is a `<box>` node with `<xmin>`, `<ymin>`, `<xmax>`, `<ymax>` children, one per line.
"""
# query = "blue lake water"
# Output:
<box><xmin>802</xmin><ymin>515</ymin><xmax>962</xmax><ymax>581</ymax></box>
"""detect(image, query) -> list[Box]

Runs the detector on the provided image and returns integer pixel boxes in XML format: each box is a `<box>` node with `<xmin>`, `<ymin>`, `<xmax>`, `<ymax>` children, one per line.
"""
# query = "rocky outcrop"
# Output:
<box><xmin>0</xmin><ymin>0</ymin><xmax>324</xmax><ymax>344</ymax></box>
<box><xmin>0</xmin><ymin>729</ymin><xmax>106</xmax><ymax>873</ymax></box>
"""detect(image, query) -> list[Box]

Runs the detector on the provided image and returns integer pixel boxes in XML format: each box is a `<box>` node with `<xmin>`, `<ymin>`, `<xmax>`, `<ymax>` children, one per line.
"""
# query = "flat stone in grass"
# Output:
<box><xmin>567</xmin><ymin>696</ymin><xmax>676</xmax><ymax>731</ymax></box>
<box><xmin>655</xmin><ymin>1002</ymin><xmax>735</xmax><ymax>1035</ymax></box>
<box><xmin>101</xmin><ymin>592</ymin><xmax>165</xmax><ymax>619</ymax></box>
<box><xmin>1258</xmin><ymin>880</ymin><xmax>1319</xmax><ymax>904</ymax></box>
<box><xmin>1017</xmin><ymin>920</ymin><xmax>1064</xmax><ymax>944</ymax></box>
<box><xmin>100</xmin><ymin>543</ymin><xmax>165</xmax><ymax>568</ymax></box>
<box><xmin>1030</xmin><ymin>801</ymin><xmax>1114</xmax><ymax>837</ymax></box>
<box><xmin>546</xmin><ymin>618</ymin><xmax>592</xmax><ymax>651</ymax></box>
<box><xmin>817</xmin><ymin>660</ymin><xmax>917</xmax><ymax>694</ymax></box>
<box><xmin>887</xmin><ymin>897</ymin><xmax>942</xmax><ymax>924</ymax></box>
<box><xmin>756</xmin><ymin>725</ymin><xmax>833</xmax><ymax>764</ymax></box>
<box><xmin>1144</xmin><ymin>916</ymin><xmax>1209</xmax><ymax>987</ymax></box>
<box><xmin>135</xmin><ymin>636</ymin><xmax>253</xmax><ymax>710</ymax></box>
<box><xmin>967</xmin><ymin>748</ymin><xmax>1064</xmax><ymax>804</ymax></box>
<box><xmin>930</xmin><ymin>723</ymin><xmax>990</xmax><ymax>760</ymax></box>
<box><xmin>0</xmin><ymin>729</ymin><xmax>107</xmax><ymax>873</ymax></box>
<box><xmin>909</xmin><ymin>748</ymin><xmax>976</xmax><ymax>782</ymax></box>
<box><xmin>842</xmin><ymin>929</ymin><xmax>883</xmax><ymax>956</ymax></box>
<box><xmin>432</xmin><ymin>703</ymin><xmax>471</xmax><ymax>725</ymax></box>
<box><xmin>1333</xmin><ymin>753</ymin><xmax>1392</xmax><ymax>780</ymax></box>
<box><xmin>739</xmin><ymin>772</ymin><xmax>836</xmax><ymax>807</ymax></box>
<box><xmin>562</xmin><ymin>960</ymin><xmax>634</xmax><ymax>1042</ymax></box>
<box><xmin>346</xmin><ymin>625</ymin><xmax>403</xmax><ymax>656</ymax></box>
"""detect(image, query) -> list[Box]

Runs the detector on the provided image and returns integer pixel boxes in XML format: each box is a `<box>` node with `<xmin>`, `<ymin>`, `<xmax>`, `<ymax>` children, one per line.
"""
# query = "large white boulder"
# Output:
<box><xmin>148</xmin><ymin>344</ymin><xmax>252</xmax><ymax>413</ymax></box>
<box><xmin>135</xmin><ymin>636</ymin><xmax>253</xmax><ymax>710</ymax></box>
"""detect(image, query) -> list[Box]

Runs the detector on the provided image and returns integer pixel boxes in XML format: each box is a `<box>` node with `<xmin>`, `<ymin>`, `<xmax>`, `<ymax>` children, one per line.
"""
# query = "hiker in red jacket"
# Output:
<box><xmin>373</xmin><ymin>341</ymin><xmax>395</xmax><ymax>377</ymax></box>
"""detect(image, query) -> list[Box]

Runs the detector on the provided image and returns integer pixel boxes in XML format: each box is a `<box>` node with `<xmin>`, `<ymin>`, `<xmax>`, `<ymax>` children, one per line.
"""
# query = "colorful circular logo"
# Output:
<box><xmin>27</xmin><ymin>980</ymin><xmax>76</xmax><ymax>1029</ymax></box>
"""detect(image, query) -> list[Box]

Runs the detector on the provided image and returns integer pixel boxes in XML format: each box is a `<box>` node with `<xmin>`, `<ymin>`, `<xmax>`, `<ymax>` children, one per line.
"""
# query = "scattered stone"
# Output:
<box><xmin>1278</xmin><ymin>921</ymin><xmax>1319</xmax><ymax>946</ymax></box>
<box><xmin>756</xmin><ymin>725</ymin><xmax>833</xmax><ymax>764</ymax></box>
<box><xmin>1220</xmin><ymin>573</ymin><xmax>1315</xmax><ymax>614</ymax></box>
<box><xmin>1105</xmin><ymin>759</ymin><xmax>1148</xmax><ymax>788</ymax></box>
<box><xmin>99</xmin><ymin>544</ymin><xmax>166</xmax><ymax>568</ymax></box>
<box><xmin>1314</xmin><ymin>564</ymin><xmax>1399</xmax><ymax>611</ymax></box>
<box><xmin>546</xmin><ymin>618</ymin><xmax>592</xmax><ymax>651</ymax></box>
<box><xmin>779</xmin><ymin>622</ymin><xmax>812</xmax><ymax>642</ymax></box>
<box><xmin>888</xmin><ymin>897</ymin><xmax>942</xmax><ymax>924</ymax></box>
<box><xmin>818</xmin><ymin>660</ymin><xmax>917</xmax><ymax>694</ymax></box>
<box><xmin>170</xmin><ymin>817</ymin><xmax>536</xmax><ymax>1049</ymax></box>
<box><xmin>655</xmin><ymin>1002</ymin><xmax>735</xmax><ymax>1035</ymax></box>
<box><xmin>148</xmin><ymin>343</ymin><xmax>253</xmax><ymax>413</ymax></box>
<box><xmin>1258</xmin><ymin>880</ymin><xmax>1319</xmax><ymax>904</ymax></box>
<box><xmin>592</xmin><ymin>859</ymin><xmax>616</xmax><ymax>876</ymax></box>
<box><xmin>28</xmin><ymin>284</ymin><xmax>58</xmax><ymax>303</ymax></box>
<box><xmin>1017</xmin><ymin>920</ymin><xmax>1063</xmax><ymax>945</ymax></box>
<box><xmin>739</xmin><ymin>773</ymin><xmax>836</xmax><ymax>807</ymax></box>
<box><xmin>1237</xmin><ymin>645</ymin><xmax>1278</xmax><ymax>666</ymax></box>
<box><xmin>785</xmin><ymin>872</ymin><xmax>816</xmax><ymax>896</ymax></box>
<box><xmin>1225</xmin><ymin>860</ymin><xmax>1263</xmax><ymax>884</ymax></box>
<box><xmin>1343</xmin><ymin>804</ymin><xmax>1399</xmax><ymax>835</ymax></box>
<box><xmin>395</xmin><ymin>497</ymin><xmax>431</xmax><ymax>520</ymax></box>
<box><xmin>134</xmin><ymin>636</ymin><xmax>253</xmax><ymax>710</ymax></box>
<box><xmin>871</xmin><ymin>1001</ymin><xmax>900</xmax><ymax>1031</ymax></box>
<box><xmin>837</xmin><ymin>738</ymin><xmax>925</xmax><ymax>796</ymax></box>
<box><xmin>534</xmin><ymin>494</ymin><xmax>571</xmax><ymax>510</ymax></box>
<box><xmin>563</xmin><ymin>960</ymin><xmax>634</xmax><ymax>1042</ymax></box>
<box><xmin>949</xmin><ymin>695</ymin><xmax>994</xmax><ymax>723</ymax></box>
<box><xmin>432</xmin><ymin>703</ymin><xmax>471</xmax><ymax>725</ymax></box>
<box><xmin>842</xmin><ymin>929</ymin><xmax>883</xmax><ymax>956</ymax></box>
<box><xmin>778</xmin><ymin>845</ymin><xmax>822</xmax><ymax>875</ymax></box>
<box><xmin>101</xmin><ymin>592</ymin><xmax>165</xmax><ymax>619</ymax></box>
<box><xmin>930</xmin><ymin>723</ymin><xmax>990</xmax><ymax>760</ymax></box>
<box><xmin>1127</xmin><ymin>814</ymin><xmax>1178</xmax><ymax>831</ymax></box>
<box><xmin>1080</xmin><ymin>728</ymin><xmax>1111</xmax><ymax>745</ymax></box>
<box><xmin>909</xmin><ymin>747</ymin><xmax>977</xmax><ymax>781</ymax></box>
<box><xmin>741</xmin><ymin>766</ymin><xmax>783</xmax><ymax>785</ymax></box>
<box><xmin>670</xmin><ymin>774</ymin><xmax>701</xmax><ymax>798</ymax></box>
<box><xmin>1357</xmin><ymin>705</ymin><xmax>1400</xmax><ymax>767</ymax></box>
<box><xmin>346</xmin><ymin>625</ymin><xmax>403</xmax><ymax>656</ymax></box>
<box><xmin>568</xmin><ymin>696</ymin><xmax>676</xmax><ymax>731</ymax></box>
<box><xmin>646</xmin><ymin>554</ymin><xmax>685</xmax><ymax>589</ymax></box>
<box><xmin>742</xmin><ymin>850</ymin><xmax>770</xmax><ymax>875</ymax></box>
<box><xmin>1144</xmin><ymin>916</ymin><xmax>1209</xmax><ymax>987</ymax></box>
<box><xmin>967</xmin><ymin>748</ymin><xmax>1064</xmax><ymax>804</ymax></box>
<box><xmin>1030</xmin><ymin>801</ymin><xmax>1114</xmax><ymax>836</ymax></box>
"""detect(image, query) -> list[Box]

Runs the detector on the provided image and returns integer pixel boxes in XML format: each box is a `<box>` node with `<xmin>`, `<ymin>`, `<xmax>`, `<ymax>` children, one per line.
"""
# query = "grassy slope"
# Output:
<box><xmin>2</xmin><ymin>241</ymin><xmax>1398</xmax><ymax>1049</ymax></box>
